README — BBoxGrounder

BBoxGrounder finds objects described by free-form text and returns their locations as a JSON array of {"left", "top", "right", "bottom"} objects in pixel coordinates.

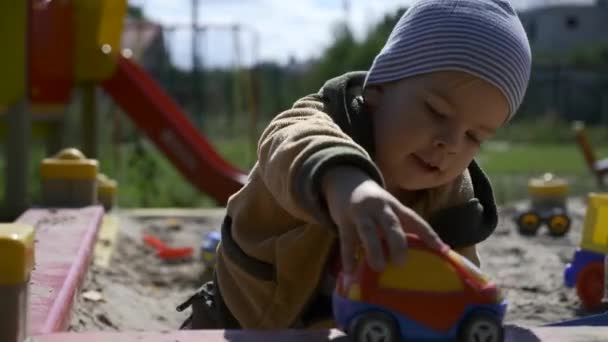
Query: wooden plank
[
  {"left": 534, "top": 327, "right": 608, "bottom": 342},
  {"left": 506, "top": 325, "right": 608, "bottom": 342},
  {"left": 93, "top": 214, "right": 119, "bottom": 268},
  {"left": 30, "top": 329, "right": 345, "bottom": 341},
  {"left": 120, "top": 207, "right": 226, "bottom": 219},
  {"left": 28, "top": 327, "right": 608, "bottom": 342},
  {"left": 18, "top": 206, "right": 104, "bottom": 335}
]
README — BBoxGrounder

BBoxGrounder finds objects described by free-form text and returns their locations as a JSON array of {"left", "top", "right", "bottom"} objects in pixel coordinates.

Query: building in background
[
  {"left": 520, "top": 0, "right": 608, "bottom": 61},
  {"left": 121, "top": 18, "right": 170, "bottom": 81},
  {"left": 516, "top": 1, "right": 608, "bottom": 123}
]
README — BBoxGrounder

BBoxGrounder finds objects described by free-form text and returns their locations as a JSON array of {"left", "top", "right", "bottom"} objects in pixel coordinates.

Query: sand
[{"left": 68, "top": 197, "right": 597, "bottom": 332}]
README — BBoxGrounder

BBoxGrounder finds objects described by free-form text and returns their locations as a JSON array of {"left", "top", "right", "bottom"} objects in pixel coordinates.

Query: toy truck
[
  {"left": 333, "top": 234, "right": 506, "bottom": 341},
  {"left": 515, "top": 173, "right": 571, "bottom": 237},
  {"left": 564, "top": 193, "right": 608, "bottom": 312}
]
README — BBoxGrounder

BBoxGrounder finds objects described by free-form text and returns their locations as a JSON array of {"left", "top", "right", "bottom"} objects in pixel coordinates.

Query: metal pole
[
  {"left": 5, "top": 101, "right": 30, "bottom": 221},
  {"left": 248, "top": 30, "right": 260, "bottom": 158},
  {"left": 3, "top": 0, "right": 31, "bottom": 221},
  {"left": 81, "top": 83, "right": 98, "bottom": 158},
  {"left": 191, "top": 0, "right": 202, "bottom": 128},
  {"left": 231, "top": 25, "right": 241, "bottom": 133},
  {"left": 343, "top": 0, "right": 350, "bottom": 29}
]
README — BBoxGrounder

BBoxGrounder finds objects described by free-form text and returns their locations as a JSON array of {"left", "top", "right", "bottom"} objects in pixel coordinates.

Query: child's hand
[{"left": 322, "top": 166, "right": 445, "bottom": 274}]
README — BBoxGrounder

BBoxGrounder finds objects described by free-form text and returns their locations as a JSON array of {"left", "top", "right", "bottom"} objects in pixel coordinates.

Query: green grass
[
  {"left": 478, "top": 142, "right": 608, "bottom": 174},
  {"left": 94, "top": 137, "right": 256, "bottom": 209},
  {"left": 3, "top": 139, "right": 605, "bottom": 208},
  {"left": 2, "top": 114, "right": 607, "bottom": 208},
  {"left": 478, "top": 142, "right": 607, "bottom": 204}
]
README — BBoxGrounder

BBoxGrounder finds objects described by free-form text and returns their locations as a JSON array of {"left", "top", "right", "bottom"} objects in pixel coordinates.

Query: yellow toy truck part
[{"left": 580, "top": 193, "right": 608, "bottom": 254}]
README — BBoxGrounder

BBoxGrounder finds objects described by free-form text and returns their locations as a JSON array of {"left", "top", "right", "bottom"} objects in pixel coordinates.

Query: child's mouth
[{"left": 411, "top": 154, "right": 440, "bottom": 173}]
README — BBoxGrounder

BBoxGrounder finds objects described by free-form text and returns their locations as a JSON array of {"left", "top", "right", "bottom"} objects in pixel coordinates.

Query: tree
[{"left": 127, "top": 5, "right": 144, "bottom": 19}]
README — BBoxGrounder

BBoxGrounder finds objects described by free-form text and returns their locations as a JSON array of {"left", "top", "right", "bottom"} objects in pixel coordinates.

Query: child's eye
[
  {"left": 425, "top": 102, "right": 446, "bottom": 120},
  {"left": 467, "top": 132, "right": 482, "bottom": 145}
]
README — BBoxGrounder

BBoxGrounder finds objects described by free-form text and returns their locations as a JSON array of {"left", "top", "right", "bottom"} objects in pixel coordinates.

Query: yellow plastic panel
[
  {"left": 98, "top": 0, "right": 127, "bottom": 56},
  {"left": 0, "top": 0, "right": 26, "bottom": 108},
  {"left": 0, "top": 224, "right": 35, "bottom": 285},
  {"left": 74, "top": 0, "right": 127, "bottom": 82},
  {"left": 378, "top": 250, "right": 463, "bottom": 292},
  {"left": 594, "top": 209, "right": 608, "bottom": 247},
  {"left": 581, "top": 193, "right": 608, "bottom": 254}
]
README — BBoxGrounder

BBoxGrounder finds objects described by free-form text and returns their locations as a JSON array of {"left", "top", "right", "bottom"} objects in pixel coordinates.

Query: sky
[{"left": 128, "top": 0, "right": 595, "bottom": 69}]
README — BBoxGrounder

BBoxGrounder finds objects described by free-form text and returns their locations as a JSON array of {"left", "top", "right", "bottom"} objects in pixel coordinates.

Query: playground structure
[
  {"left": 0, "top": 0, "right": 253, "bottom": 340},
  {"left": 2, "top": 1, "right": 608, "bottom": 341},
  {"left": 573, "top": 121, "right": 608, "bottom": 188},
  {"left": 0, "top": 0, "right": 249, "bottom": 221},
  {"left": 514, "top": 173, "right": 571, "bottom": 237}
]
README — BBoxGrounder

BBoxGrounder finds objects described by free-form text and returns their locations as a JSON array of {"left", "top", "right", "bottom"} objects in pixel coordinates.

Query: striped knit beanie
[{"left": 364, "top": 0, "right": 531, "bottom": 119}]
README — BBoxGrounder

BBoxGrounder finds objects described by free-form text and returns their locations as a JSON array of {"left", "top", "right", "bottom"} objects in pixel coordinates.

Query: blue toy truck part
[
  {"left": 200, "top": 229, "right": 221, "bottom": 266},
  {"left": 333, "top": 293, "right": 507, "bottom": 341},
  {"left": 544, "top": 311, "right": 608, "bottom": 327},
  {"left": 564, "top": 248, "right": 604, "bottom": 288},
  {"left": 202, "top": 229, "right": 221, "bottom": 250}
]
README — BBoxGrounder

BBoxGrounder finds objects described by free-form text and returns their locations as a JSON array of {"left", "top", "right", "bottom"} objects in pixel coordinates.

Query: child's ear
[{"left": 362, "top": 86, "right": 383, "bottom": 113}]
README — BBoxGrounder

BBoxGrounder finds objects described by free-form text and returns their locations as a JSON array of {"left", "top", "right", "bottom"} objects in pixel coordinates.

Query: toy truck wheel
[
  {"left": 576, "top": 262, "right": 605, "bottom": 312},
  {"left": 351, "top": 311, "right": 399, "bottom": 342},
  {"left": 516, "top": 211, "right": 541, "bottom": 236},
  {"left": 458, "top": 312, "right": 504, "bottom": 342},
  {"left": 547, "top": 214, "right": 571, "bottom": 237}
]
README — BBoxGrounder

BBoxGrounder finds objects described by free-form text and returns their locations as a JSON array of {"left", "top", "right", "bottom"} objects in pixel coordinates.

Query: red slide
[{"left": 101, "top": 56, "right": 248, "bottom": 205}]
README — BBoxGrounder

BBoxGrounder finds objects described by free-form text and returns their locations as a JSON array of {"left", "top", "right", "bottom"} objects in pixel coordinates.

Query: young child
[{"left": 178, "top": 0, "right": 531, "bottom": 330}]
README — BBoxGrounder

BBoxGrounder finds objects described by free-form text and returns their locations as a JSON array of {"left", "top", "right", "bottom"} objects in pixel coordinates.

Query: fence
[{"left": 520, "top": 65, "right": 608, "bottom": 124}]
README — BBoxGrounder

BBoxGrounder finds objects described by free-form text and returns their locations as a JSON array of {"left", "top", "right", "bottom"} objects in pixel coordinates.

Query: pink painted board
[{"left": 18, "top": 206, "right": 104, "bottom": 335}]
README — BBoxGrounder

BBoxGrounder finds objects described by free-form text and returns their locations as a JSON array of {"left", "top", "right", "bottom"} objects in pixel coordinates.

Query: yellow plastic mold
[
  {"left": 40, "top": 148, "right": 99, "bottom": 180},
  {"left": 0, "top": 224, "right": 35, "bottom": 285},
  {"left": 0, "top": 0, "right": 26, "bottom": 108},
  {"left": 74, "top": 0, "right": 127, "bottom": 82},
  {"left": 580, "top": 192, "right": 608, "bottom": 254},
  {"left": 527, "top": 173, "right": 569, "bottom": 198}
]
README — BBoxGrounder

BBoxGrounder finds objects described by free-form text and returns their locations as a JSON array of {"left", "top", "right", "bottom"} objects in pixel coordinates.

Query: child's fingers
[
  {"left": 393, "top": 202, "right": 445, "bottom": 251},
  {"left": 377, "top": 207, "right": 407, "bottom": 265},
  {"left": 339, "top": 228, "right": 358, "bottom": 274},
  {"left": 355, "top": 216, "right": 385, "bottom": 272}
]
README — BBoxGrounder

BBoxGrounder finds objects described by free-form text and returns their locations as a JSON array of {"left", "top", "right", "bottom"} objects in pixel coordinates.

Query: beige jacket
[{"left": 214, "top": 72, "right": 498, "bottom": 329}]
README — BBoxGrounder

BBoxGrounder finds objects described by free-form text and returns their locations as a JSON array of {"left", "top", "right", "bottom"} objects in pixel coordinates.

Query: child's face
[{"left": 366, "top": 70, "right": 509, "bottom": 192}]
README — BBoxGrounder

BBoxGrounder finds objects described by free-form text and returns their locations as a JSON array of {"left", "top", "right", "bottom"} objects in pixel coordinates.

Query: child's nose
[{"left": 433, "top": 133, "right": 460, "bottom": 154}]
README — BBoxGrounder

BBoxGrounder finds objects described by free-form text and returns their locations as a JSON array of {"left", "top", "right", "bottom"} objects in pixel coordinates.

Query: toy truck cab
[
  {"left": 564, "top": 193, "right": 608, "bottom": 311},
  {"left": 333, "top": 234, "right": 507, "bottom": 342}
]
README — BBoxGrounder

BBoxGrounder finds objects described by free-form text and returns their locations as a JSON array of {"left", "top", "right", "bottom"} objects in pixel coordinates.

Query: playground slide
[{"left": 101, "top": 56, "right": 248, "bottom": 205}]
